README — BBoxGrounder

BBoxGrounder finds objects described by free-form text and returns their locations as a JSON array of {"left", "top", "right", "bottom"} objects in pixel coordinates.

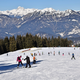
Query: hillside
[
  {"left": 0, "top": 47, "right": 80, "bottom": 80},
  {"left": 0, "top": 7, "right": 80, "bottom": 40}
]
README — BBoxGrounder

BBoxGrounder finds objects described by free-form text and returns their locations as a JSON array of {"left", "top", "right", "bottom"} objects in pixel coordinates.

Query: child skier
[
  {"left": 58, "top": 51, "right": 60, "bottom": 55},
  {"left": 48, "top": 52, "right": 50, "bottom": 56},
  {"left": 62, "top": 53, "right": 64, "bottom": 56},
  {"left": 33, "top": 56, "right": 36, "bottom": 64},
  {"left": 17, "top": 55, "right": 24, "bottom": 68},
  {"left": 68, "top": 52, "right": 70, "bottom": 55},
  {"left": 53, "top": 51, "right": 55, "bottom": 56},
  {"left": 31, "top": 53, "right": 33, "bottom": 57},
  {"left": 71, "top": 53, "right": 76, "bottom": 60},
  {"left": 24, "top": 56, "right": 31, "bottom": 68}
]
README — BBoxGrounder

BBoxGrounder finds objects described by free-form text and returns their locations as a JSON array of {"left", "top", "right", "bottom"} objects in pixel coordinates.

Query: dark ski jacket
[{"left": 24, "top": 56, "right": 30, "bottom": 64}]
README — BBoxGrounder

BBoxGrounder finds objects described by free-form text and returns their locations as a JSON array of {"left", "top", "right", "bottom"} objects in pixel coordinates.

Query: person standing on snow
[
  {"left": 68, "top": 52, "right": 70, "bottom": 55},
  {"left": 24, "top": 56, "right": 31, "bottom": 68},
  {"left": 31, "top": 53, "right": 33, "bottom": 57},
  {"left": 48, "top": 52, "right": 50, "bottom": 56},
  {"left": 53, "top": 51, "right": 55, "bottom": 56},
  {"left": 62, "top": 53, "right": 64, "bottom": 56},
  {"left": 71, "top": 53, "right": 76, "bottom": 60},
  {"left": 58, "top": 51, "right": 60, "bottom": 55},
  {"left": 17, "top": 55, "right": 24, "bottom": 68},
  {"left": 7, "top": 53, "right": 8, "bottom": 56},
  {"left": 33, "top": 56, "right": 36, "bottom": 64}
]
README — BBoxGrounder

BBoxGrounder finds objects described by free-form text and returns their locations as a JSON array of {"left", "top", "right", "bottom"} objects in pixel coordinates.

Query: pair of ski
[{"left": 17, "top": 66, "right": 31, "bottom": 68}]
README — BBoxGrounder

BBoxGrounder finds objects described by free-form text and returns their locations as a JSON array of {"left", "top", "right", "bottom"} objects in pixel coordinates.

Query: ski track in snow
[{"left": 0, "top": 47, "right": 80, "bottom": 80}]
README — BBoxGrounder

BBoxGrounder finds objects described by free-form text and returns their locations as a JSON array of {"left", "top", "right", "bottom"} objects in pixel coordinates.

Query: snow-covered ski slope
[{"left": 0, "top": 47, "right": 80, "bottom": 80}]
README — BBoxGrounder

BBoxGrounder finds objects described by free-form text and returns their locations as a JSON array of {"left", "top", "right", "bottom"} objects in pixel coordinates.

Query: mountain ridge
[
  {"left": 0, "top": 6, "right": 80, "bottom": 44},
  {"left": 0, "top": 6, "right": 78, "bottom": 18}
]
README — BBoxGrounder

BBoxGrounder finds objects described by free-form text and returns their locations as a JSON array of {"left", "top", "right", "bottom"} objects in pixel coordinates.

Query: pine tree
[
  {"left": 41, "top": 37, "right": 47, "bottom": 47},
  {"left": 57, "top": 36, "right": 61, "bottom": 47},
  {"left": 51, "top": 36, "right": 54, "bottom": 47},
  {"left": 22, "top": 36, "right": 26, "bottom": 48},
  {"left": 34, "top": 35, "right": 42, "bottom": 47},
  {"left": 0, "top": 39, "right": 5, "bottom": 54},
  {"left": 16, "top": 35, "right": 22, "bottom": 49},
  {"left": 0, "top": 33, "right": 73, "bottom": 54},
  {"left": 54, "top": 38, "right": 58, "bottom": 47},
  {"left": 9, "top": 36, "right": 17, "bottom": 51},
  {"left": 4, "top": 37, "right": 9, "bottom": 52}
]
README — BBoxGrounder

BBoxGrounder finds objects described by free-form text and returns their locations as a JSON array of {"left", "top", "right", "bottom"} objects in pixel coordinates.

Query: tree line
[{"left": 0, "top": 33, "right": 73, "bottom": 55}]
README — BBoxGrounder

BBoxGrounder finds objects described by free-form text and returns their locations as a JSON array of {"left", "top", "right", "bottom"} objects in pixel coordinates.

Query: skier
[
  {"left": 68, "top": 52, "right": 70, "bottom": 55},
  {"left": 62, "top": 53, "right": 64, "bottom": 56},
  {"left": 31, "top": 53, "right": 33, "bottom": 57},
  {"left": 7, "top": 53, "right": 8, "bottom": 56},
  {"left": 39, "top": 53, "right": 41, "bottom": 56},
  {"left": 33, "top": 56, "right": 36, "bottom": 64},
  {"left": 71, "top": 53, "right": 76, "bottom": 60},
  {"left": 48, "top": 52, "right": 50, "bottom": 56},
  {"left": 53, "top": 51, "right": 55, "bottom": 56},
  {"left": 58, "top": 51, "right": 60, "bottom": 55},
  {"left": 17, "top": 55, "right": 24, "bottom": 68},
  {"left": 24, "top": 56, "right": 31, "bottom": 68},
  {"left": 34, "top": 53, "right": 37, "bottom": 56},
  {"left": 34, "top": 53, "right": 36, "bottom": 56}
]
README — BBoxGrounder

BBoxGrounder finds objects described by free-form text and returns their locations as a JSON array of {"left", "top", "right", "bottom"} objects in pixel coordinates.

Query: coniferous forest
[{"left": 0, "top": 33, "right": 73, "bottom": 55}]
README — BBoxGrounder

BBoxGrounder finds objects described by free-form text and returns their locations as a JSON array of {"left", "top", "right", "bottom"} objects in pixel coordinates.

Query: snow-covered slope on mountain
[
  {"left": 0, "top": 6, "right": 39, "bottom": 17},
  {"left": 0, "top": 6, "right": 80, "bottom": 43},
  {"left": 0, "top": 6, "right": 76, "bottom": 18}
]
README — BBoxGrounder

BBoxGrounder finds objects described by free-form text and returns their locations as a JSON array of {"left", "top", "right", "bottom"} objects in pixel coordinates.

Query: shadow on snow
[{"left": 0, "top": 60, "right": 43, "bottom": 74}]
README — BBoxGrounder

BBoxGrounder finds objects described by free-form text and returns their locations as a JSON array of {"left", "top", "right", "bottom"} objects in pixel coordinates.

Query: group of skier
[
  {"left": 48, "top": 51, "right": 76, "bottom": 60},
  {"left": 17, "top": 54, "right": 36, "bottom": 68},
  {"left": 17, "top": 50, "right": 76, "bottom": 68}
]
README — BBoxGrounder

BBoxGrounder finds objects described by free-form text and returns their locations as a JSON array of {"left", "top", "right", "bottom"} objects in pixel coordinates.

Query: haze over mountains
[{"left": 0, "top": 6, "right": 80, "bottom": 43}]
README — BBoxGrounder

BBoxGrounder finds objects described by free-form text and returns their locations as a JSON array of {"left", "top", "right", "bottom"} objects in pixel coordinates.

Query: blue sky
[{"left": 0, "top": 0, "right": 80, "bottom": 11}]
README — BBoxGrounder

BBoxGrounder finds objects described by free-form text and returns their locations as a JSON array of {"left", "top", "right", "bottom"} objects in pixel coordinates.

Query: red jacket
[{"left": 17, "top": 56, "right": 22, "bottom": 62}]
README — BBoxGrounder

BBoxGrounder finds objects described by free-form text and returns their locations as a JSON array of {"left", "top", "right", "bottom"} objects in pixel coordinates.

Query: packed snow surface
[{"left": 0, "top": 47, "right": 80, "bottom": 80}]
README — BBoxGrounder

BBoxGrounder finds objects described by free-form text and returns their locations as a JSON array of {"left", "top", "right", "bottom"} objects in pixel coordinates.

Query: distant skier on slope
[
  {"left": 68, "top": 52, "right": 70, "bottom": 55},
  {"left": 17, "top": 55, "right": 24, "bottom": 68},
  {"left": 53, "top": 51, "right": 55, "bottom": 56},
  {"left": 7, "top": 53, "right": 8, "bottom": 56},
  {"left": 62, "top": 53, "right": 64, "bottom": 56},
  {"left": 24, "top": 56, "right": 31, "bottom": 68},
  {"left": 31, "top": 53, "right": 33, "bottom": 57},
  {"left": 71, "top": 53, "right": 76, "bottom": 60},
  {"left": 58, "top": 51, "right": 60, "bottom": 55},
  {"left": 48, "top": 52, "right": 50, "bottom": 56}
]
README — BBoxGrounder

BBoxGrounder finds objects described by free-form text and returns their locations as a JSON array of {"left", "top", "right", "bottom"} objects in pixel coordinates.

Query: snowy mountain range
[
  {"left": 0, "top": 6, "right": 75, "bottom": 18},
  {"left": 0, "top": 6, "right": 80, "bottom": 42}
]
